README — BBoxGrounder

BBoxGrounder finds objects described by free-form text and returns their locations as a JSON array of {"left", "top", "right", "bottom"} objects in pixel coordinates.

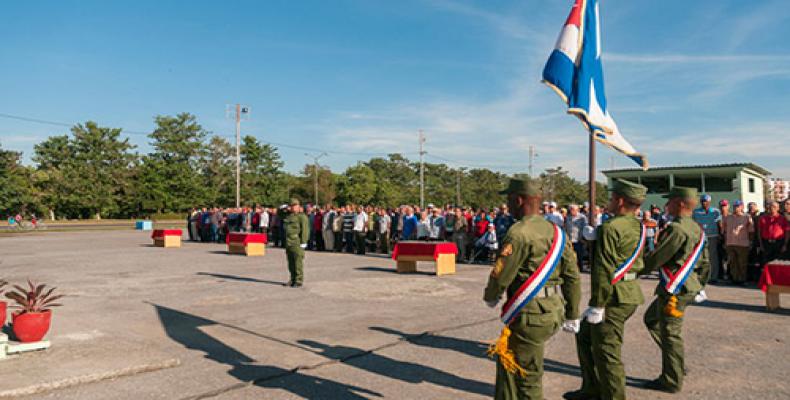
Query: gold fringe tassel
[
  {"left": 663, "top": 295, "right": 684, "bottom": 318},
  {"left": 487, "top": 326, "right": 527, "bottom": 378}
]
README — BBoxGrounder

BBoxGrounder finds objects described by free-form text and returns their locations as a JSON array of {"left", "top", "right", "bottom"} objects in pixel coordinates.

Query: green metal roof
[{"left": 603, "top": 163, "right": 770, "bottom": 177}]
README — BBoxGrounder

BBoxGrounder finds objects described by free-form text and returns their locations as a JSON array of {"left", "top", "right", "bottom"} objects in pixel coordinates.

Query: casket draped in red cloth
[
  {"left": 226, "top": 232, "right": 268, "bottom": 245},
  {"left": 392, "top": 241, "right": 458, "bottom": 261},
  {"left": 151, "top": 229, "right": 182, "bottom": 239},
  {"left": 758, "top": 261, "right": 790, "bottom": 292}
]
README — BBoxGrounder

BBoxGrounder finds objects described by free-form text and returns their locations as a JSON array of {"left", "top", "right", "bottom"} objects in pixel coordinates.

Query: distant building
[
  {"left": 767, "top": 178, "right": 789, "bottom": 202},
  {"left": 603, "top": 163, "right": 770, "bottom": 211}
]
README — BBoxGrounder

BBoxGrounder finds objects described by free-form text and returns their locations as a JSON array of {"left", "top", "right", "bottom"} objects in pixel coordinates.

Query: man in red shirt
[{"left": 759, "top": 201, "right": 789, "bottom": 266}]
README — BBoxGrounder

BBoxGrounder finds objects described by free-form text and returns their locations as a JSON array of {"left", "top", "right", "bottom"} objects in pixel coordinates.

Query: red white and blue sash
[
  {"left": 660, "top": 231, "right": 706, "bottom": 295},
  {"left": 500, "top": 224, "right": 566, "bottom": 325},
  {"left": 610, "top": 223, "right": 646, "bottom": 285}
]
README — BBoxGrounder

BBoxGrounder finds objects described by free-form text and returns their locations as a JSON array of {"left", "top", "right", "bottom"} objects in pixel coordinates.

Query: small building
[{"left": 603, "top": 163, "right": 770, "bottom": 210}]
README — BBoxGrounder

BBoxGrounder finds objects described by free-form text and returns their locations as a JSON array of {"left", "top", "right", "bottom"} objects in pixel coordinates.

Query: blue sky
[{"left": 1, "top": 0, "right": 789, "bottom": 179}]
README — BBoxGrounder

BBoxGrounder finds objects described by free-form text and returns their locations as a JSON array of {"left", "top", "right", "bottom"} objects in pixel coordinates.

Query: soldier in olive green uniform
[
  {"left": 564, "top": 179, "right": 648, "bottom": 400},
  {"left": 640, "top": 186, "right": 709, "bottom": 393},
  {"left": 284, "top": 199, "right": 310, "bottom": 287},
  {"left": 484, "top": 178, "right": 582, "bottom": 400}
]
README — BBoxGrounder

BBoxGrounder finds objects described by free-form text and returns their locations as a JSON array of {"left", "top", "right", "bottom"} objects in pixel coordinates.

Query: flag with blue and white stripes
[{"left": 542, "top": 0, "right": 648, "bottom": 169}]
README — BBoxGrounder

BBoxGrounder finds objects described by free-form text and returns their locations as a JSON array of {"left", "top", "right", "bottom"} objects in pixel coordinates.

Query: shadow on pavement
[
  {"left": 693, "top": 299, "right": 790, "bottom": 315},
  {"left": 153, "top": 304, "right": 381, "bottom": 399},
  {"left": 369, "top": 326, "right": 652, "bottom": 388},
  {"left": 297, "top": 339, "right": 494, "bottom": 397},
  {"left": 196, "top": 272, "right": 286, "bottom": 287},
  {"left": 369, "top": 326, "right": 488, "bottom": 359},
  {"left": 355, "top": 266, "right": 435, "bottom": 276}
]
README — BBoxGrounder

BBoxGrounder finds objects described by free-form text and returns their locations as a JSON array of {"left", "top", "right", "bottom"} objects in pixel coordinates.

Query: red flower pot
[
  {"left": 12, "top": 310, "right": 52, "bottom": 343},
  {"left": 0, "top": 301, "right": 6, "bottom": 327}
]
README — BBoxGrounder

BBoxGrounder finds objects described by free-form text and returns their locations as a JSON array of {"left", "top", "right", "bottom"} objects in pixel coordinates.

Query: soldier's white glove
[
  {"left": 562, "top": 319, "right": 581, "bottom": 334},
  {"left": 582, "top": 307, "right": 605, "bottom": 324},
  {"left": 300, "top": 244, "right": 307, "bottom": 249},
  {"left": 694, "top": 289, "right": 707, "bottom": 303},
  {"left": 582, "top": 225, "right": 597, "bottom": 241},
  {"left": 485, "top": 298, "right": 500, "bottom": 308}
]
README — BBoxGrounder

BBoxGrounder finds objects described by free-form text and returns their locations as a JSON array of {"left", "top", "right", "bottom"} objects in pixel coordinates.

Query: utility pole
[
  {"left": 528, "top": 145, "right": 538, "bottom": 177},
  {"left": 419, "top": 130, "right": 426, "bottom": 209},
  {"left": 456, "top": 168, "right": 465, "bottom": 206},
  {"left": 227, "top": 104, "right": 250, "bottom": 208},
  {"left": 235, "top": 105, "right": 241, "bottom": 208},
  {"left": 305, "top": 152, "right": 328, "bottom": 206}
]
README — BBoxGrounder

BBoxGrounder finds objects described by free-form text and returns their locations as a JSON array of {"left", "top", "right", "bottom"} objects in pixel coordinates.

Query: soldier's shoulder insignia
[
  {"left": 491, "top": 256, "right": 505, "bottom": 278},
  {"left": 501, "top": 243, "right": 513, "bottom": 257}
]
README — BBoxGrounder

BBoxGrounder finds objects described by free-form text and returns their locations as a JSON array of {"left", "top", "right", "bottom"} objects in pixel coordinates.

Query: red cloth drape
[
  {"left": 151, "top": 229, "right": 182, "bottom": 239},
  {"left": 759, "top": 261, "right": 790, "bottom": 292},
  {"left": 226, "top": 232, "right": 268, "bottom": 245},
  {"left": 392, "top": 241, "right": 458, "bottom": 261}
]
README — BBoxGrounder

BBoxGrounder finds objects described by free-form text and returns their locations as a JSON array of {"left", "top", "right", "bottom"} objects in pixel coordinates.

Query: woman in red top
[
  {"left": 313, "top": 208, "right": 324, "bottom": 250},
  {"left": 759, "top": 201, "right": 789, "bottom": 266},
  {"left": 474, "top": 210, "right": 490, "bottom": 238}
]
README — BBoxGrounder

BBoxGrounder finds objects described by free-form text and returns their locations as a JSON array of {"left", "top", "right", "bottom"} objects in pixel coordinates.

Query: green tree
[
  {"left": 136, "top": 113, "right": 207, "bottom": 212},
  {"left": 32, "top": 135, "right": 72, "bottom": 216},
  {"left": 422, "top": 162, "right": 457, "bottom": 207},
  {"left": 540, "top": 166, "right": 586, "bottom": 206},
  {"left": 292, "top": 163, "right": 335, "bottom": 206},
  {"left": 203, "top": 135, "right": 235, "bottom": 207},
  {"left": 337, "top": 163, "right": 376, "bottom": 205},
  {"left": 365, "top": 154, "right": 418, "bottom": 206},
  {"left": 461, "top": 168, "right": 508, "bottom": 208},
  {"left": 240, "top": 136, "right": 288, "bottom": 206},
  {"left": 0, "top": 144, "right": 38, "bottom": 216},
  {"left": 32, "top": 123, "right": 136, "bottom": 218}
]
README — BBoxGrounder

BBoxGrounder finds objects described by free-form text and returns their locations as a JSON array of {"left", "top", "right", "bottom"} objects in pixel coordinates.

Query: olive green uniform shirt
[
  {"left": 284, "top": 212, "right": 310, "bottom": 249},
  {"left": 484, "top": 215, "right": 581, "bottom": 320},
  {"left": 642, "top": 216, "right": 709, "bottom": 295},
  {"left": 589, "top": 215, "right": 645, "bottom": 308}
]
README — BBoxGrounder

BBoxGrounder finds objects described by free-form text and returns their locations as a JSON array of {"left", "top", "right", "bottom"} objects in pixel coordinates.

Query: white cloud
[
  {"left": 606, "top": 53, "right": 790, "bottom": 64},
  {"left": 317, "top": 1, "right": 789, "bottom": 181}
]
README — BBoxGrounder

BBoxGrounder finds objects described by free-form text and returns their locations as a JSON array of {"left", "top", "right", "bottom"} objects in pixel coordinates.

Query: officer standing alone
[
  {"left": 284, "top": 199, "right": 309, "bottom": 287},
  {"left": 484, "top": 178, "right": 581, "bottom": 400},
  {"left": 640, "top": 186, "right": 709, "bottom": 394},
  {"left": 564, "top": 179, "right": 649, "bottom": 400}
]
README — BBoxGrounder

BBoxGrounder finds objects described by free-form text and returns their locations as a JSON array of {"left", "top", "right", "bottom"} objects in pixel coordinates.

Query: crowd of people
[
  {"left": 185, "top": 196, "right": 790, "bottom": 286},
  {"left": 186, "top": 203, "right": 520, "bottom": 263}
]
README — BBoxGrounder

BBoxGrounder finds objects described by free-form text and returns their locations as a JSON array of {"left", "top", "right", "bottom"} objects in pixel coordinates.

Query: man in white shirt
[
  {"left": 377, "top": 209, "right": 391, "bottom": 253},
  {"left": 545, "top": 201, "right": 565, "bottom": 225},
  {"left": 353, "top": 206, "right": 368, "bottom": 255},
  {"left": 259, "top": 208, "right": 270, "bottom": 235}
]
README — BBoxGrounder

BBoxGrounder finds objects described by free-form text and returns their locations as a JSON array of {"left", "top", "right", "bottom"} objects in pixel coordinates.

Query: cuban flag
[{"left": 542, "top": 0, "right": 648, "bottom": 169}]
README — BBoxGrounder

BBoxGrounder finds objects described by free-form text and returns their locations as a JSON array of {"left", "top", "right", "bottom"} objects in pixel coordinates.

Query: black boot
[{"left": 562, "top": 390, "right": 599, "bottom": 400}]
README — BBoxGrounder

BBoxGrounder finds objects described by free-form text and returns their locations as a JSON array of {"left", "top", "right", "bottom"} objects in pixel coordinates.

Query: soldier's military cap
[
  {"left": 499, "top": 177, "right": 540, "bottom": 196},
  {"left": 663, "top": 186, "right": 698, "bottom": 199},
  {"left": 611, "top": 178, "right": 647, "bottom": 202},
  {"left": 289, "top": 198, "right": 301, "bottom": 206}
]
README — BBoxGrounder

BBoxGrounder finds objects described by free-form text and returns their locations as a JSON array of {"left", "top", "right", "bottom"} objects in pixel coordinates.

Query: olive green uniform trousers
[
  {"left": 643, "top": 293, "right": 694, "bottom": 392},
  {"left": 576, "top": 303, "right": 638, "bottom": 400},
  {"left": 286, "top": 246, "right": 304, "bottom": 285},
  {"left": 495, "top": 301, "right": 563, "bottom": 400}
]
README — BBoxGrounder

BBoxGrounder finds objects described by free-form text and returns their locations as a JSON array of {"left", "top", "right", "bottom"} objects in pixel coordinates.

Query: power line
[
  {"left": 0, "top": 112, "right": 151, "bottom": 135},
  {"left": 0, "top": 111, "right": 522, "bottom": 173}
]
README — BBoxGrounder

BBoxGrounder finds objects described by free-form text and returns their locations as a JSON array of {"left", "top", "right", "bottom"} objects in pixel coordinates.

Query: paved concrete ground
[{"left": 0, "top": 230, "right": 788, "bottom": 399}]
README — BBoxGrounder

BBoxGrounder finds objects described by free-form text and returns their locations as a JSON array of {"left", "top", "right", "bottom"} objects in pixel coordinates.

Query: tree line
[{"left": 0, "top": 112, "right": 607, "bottom": 219}]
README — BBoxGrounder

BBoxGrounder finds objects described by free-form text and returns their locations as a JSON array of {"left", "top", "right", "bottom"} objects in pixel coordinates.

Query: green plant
[
  {"left": 4, "top": 280, "right": 63, "bottom": 313},
  {"left": 0, "top": 279, "right": 7, "bottom": 296}
]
